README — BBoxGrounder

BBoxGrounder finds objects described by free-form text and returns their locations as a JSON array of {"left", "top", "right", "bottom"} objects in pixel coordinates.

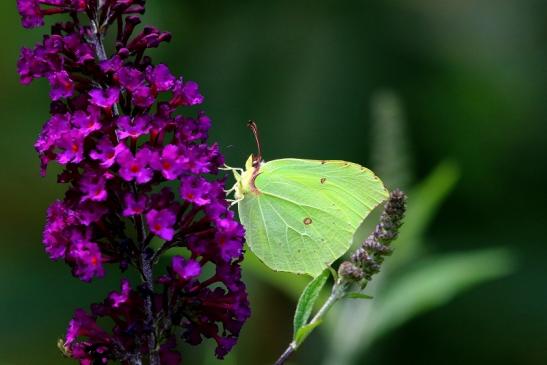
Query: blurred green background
[{"left": 2, "top": 1, "right": 546, "bottom": 364}]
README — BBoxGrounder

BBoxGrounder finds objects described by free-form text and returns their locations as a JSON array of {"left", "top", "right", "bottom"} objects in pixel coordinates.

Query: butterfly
[{"left": 226, "top": 122, "right": 388, "bottom": 277}]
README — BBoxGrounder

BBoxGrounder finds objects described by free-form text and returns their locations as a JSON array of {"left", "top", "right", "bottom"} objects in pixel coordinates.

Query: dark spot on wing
[
  {"left": 321, "top": 160, "right": 326, "bottom": 164},
  {"left": 320, "top": 177, "right": 326, "bottom": 184},
  {"left": 303, "top": 217, "right": 313, "bottom": 225}
]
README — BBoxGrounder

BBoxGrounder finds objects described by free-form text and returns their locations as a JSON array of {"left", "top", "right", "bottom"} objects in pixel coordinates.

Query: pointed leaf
[
  {"left": 295, "top": 320, "right": 323, "bottom": 347},
  {"left": 373, "top": 248, "right": 516, "bottom": 340},
  {"left": 293, "top": 269, "right": 330, "bottom": 340}
]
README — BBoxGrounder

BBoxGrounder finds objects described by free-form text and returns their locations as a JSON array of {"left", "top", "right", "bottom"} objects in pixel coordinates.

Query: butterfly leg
[
  {"left": 228, "top": 197, "right": 243, "bottom": 208},
  {"left": 224, "top": 182, "right": 238, "bottom": 195},
  {"left": 220, "top": 165, "right": 244, "bottom": 174}
]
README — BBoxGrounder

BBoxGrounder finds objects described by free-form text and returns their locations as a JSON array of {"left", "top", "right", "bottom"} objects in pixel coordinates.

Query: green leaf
[
  {"left": 327, "top": 265, "right": 339, "bottom": 282},
  {"left": 372, "top": 248, "right": 516, "bottom": 340},
  {"left": 295, "top": 320, "right": 323, "bottom": 346},
  {"left": 322, "top": 248, "right": 516, "bottom": 365},
  {"left": 345, "top": 292, "right": 373, "bottom": 300},
  {"left": 293, "top": 269, "right": 330, "bottom": 340}
]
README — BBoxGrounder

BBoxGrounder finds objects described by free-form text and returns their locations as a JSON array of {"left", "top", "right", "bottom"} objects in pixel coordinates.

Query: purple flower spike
[
  {"left": 146, "top": 208, "right": 176, "bottom": 240},
  {"left": 89, "top": 87, "right": 120, "bottom": 109},
  {"left": 18, "top": 1, "right": 250, "bottom": 362}
]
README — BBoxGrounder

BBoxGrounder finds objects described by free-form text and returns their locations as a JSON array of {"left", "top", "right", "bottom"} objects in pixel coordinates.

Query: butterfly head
[{"left": 234, "top": 154, "right": 262, "bottom": 200}]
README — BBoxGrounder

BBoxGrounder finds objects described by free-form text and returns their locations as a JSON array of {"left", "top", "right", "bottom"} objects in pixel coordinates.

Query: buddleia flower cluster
[{"left": 16, "top": 1, "right": 250, "bottom": 363}]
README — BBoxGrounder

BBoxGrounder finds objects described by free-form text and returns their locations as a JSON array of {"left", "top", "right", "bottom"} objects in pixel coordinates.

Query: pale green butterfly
[{"left": 227, "top": 122, "right": 388, "bottom": 278}]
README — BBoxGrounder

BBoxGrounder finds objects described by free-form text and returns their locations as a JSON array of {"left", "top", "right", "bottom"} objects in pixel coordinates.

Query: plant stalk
[
  {"left": 273, "top": 281, "right": 348, "bottom": 365},
  {"left": 90, "top": 17, "right": 159, "bottom": 365}
]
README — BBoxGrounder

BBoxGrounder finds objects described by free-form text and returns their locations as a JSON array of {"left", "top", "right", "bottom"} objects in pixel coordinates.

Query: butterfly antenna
[{"left": 247, "top": 120, "right": 263, "bottom": 166}]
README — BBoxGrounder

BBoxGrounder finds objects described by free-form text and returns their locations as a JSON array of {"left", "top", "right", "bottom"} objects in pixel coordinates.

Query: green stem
[{"left": 273, "top": 280, "right": 349, "bottom": 365}]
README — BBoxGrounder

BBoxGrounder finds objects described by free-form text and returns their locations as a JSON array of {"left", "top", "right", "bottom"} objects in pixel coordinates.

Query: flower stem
[
  {"left": 273, "top": 345, "right": 295, "bottom": 365},
  {"left": 90, "top": 15, "right": 159, "bottom": 365},
  {"left": 141, "top": 249, "right": 159, "bottom": 365},
  {"left": 273, "top": 281, "right": 347, "bottom": 365}
]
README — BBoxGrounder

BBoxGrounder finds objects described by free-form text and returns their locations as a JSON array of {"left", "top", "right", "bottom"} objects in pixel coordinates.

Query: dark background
[{"left": 1, "top": 1, "right": 546, "bottom": 364}]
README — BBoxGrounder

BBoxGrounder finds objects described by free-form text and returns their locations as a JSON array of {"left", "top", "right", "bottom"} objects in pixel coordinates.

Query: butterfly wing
[{"left": 237, "top": 158, "right": 388, "bottom": 277}]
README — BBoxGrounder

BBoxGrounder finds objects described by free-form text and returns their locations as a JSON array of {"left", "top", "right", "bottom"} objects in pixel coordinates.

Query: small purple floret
[
  {"left": 172, "top": 256, "right": 201, "bottom": 281},
  {"left": 146, "top": 208, "right": 177, "bottom": 240},
  {"left": 89, "top": 87, "right": 120, "bottom": 109}
]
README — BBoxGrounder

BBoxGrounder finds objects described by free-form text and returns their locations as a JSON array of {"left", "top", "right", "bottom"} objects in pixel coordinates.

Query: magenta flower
[
  {"left": 170, "top": 79, "right": 204, "bottom": 107},
  {"left": 151, "top": 144, "right": 183, "bottom": 180},
  {"left": 117, "top": 147, "right": 154, "bottom": 184},
  {"left": 89, "top": 87, "right": 120, "bottom": 109},
  {"left": 132, "top": 85, "right": 156, "bottom": 108},
  {"left": 16, "top": 0, "right": 43, "bottom": 28},
  {"left": 68, "top": 240, "right": 105, "bottom": 282},
  {"left": 65, "top": 309, "right": 110, "bottom": 347},
  {"left": 79, "top": 171, "right": 109, "bottom": 202},
  {"left": 172, "top": 256, "right": 202, "bottom": 281},
  {"left": 146, "top": 208, "right": 177, "bottom": 240},
  {"left": 116, "top": 115, "right": 152, "bottom": 140},
  {"left": 89, "top": 138, "right": 123, "bottom": 168},
  {"left": 115, "top": 66, "right": 144, "bottom": 92},
  {"left": 180, "top": 175, "right": 212, "bottom": 206},
  {"left": 47, "top": 71, "right": 74, "bottom": 101},
  {"left": 77, "top": 201, "right": 108, "bottom": 226},
  {"left": 72, "top": 108, "right": 102, "bottom": 136},
  {"left": 56, "top": 131, "right": 85, "bottom": 165},
  {"left": 146, "top": 64, "right": 176, "bottom": 92},
  {"left": 108, "top": 279, "right": 131, "bottom": 308},
  {"left": 43, "top": 201, "right": 76, "bottom": 260},
  {"left": 122, "top": 193, "right": 148, "bottom": 217},
  {"left": 35, "top": 113, "right": 71, "bottom": 154}
]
